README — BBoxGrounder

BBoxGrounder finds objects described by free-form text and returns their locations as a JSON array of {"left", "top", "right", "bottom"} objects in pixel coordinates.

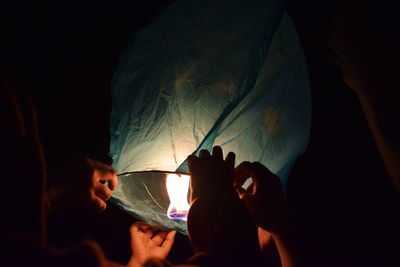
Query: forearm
[
  {"left": 187, "top": 194, "right": 265, "bottom": 266},
  {"left": 271, "top": 231, "right": 296, "bottom": 267},
  {"left": 356, "top": 88, "right": 400, "bottom": 193},
  {"left": 258, "top": 227, "right": 272, "bottom": 251},
  {"left": 266, "top": 206, "right": 298, "bottom": 267}
]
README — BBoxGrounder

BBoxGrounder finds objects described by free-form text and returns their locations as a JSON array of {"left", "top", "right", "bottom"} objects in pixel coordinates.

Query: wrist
[
  {"left": 188, "top": 193, "right": 253, "bottom": 249},
  {"left": 263, "top": 204, "right": 292, "bottom": 235},
  {"left": 127, "top": 258, "right": 141, "bottom": 267}
]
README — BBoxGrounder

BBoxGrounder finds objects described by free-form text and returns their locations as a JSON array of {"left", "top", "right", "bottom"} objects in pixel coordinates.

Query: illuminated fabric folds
[{"left": 109, "top": 0, "right": 311, "bottom": 233}]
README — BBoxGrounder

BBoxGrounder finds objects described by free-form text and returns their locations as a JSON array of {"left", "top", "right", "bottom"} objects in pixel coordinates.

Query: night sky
[{"left": 1, "top": 0, "right": 399, "bottom": 266}]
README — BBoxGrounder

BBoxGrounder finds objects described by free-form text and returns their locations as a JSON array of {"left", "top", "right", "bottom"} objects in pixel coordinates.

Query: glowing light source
[
  {"left": 109, "top": 1, "right": 311, "bottom": 233},
  {"left": 166, "top": 173, "right": 190, "bottom": 221}
]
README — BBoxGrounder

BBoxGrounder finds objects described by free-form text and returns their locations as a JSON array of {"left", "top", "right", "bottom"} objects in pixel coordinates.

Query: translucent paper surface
[
  {"left": 111, "top": 172, "right": 188, "bottom": 232},
  {"left": 110, "top": 0, "right": 311, "bottom": 233}
]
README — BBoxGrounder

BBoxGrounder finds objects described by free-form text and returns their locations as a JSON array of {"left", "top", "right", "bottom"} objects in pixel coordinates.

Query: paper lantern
[{"left": 109, "top": 0, "right": 311, "bottom": 233}]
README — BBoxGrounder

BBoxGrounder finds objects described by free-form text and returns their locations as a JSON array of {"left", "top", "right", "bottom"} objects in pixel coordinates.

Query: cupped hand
[
  {"left": 85, "top": 158, "right": 118, "bottom": 212},
  {"left": 327, "top": 16, "right": 371, "bottom": 95},
  {"left": 128, "top": 222, "right": 176, "bottom": 267},
  {"left": 47, "top": 157, "right": 118, "bottom": 214},
  {"left": 234, "top": 161, "right": 286, "bottom": 233}
]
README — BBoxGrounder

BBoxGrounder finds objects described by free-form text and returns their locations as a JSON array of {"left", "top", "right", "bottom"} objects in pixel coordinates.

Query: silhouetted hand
[
  {"left": 327, "top": 16, "right": 371, "bottom": 96},
  {"left": 128, "top": 221, "right": 176, "bottom": 267},
  {"left": 187, "top": 146, "right": 236, "bottom": 201},
  {"left": 235, "top": 161, "right": 286, "bottom": 233},
  {"left": 186, "top": 147, "right": 264, "bottom": 266},
  {"left": 47, "top": 157, "right": 118, "bottom": 214}
]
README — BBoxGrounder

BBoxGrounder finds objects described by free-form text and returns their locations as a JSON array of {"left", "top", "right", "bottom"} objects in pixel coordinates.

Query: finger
[
  {"left": 212, "top": 146, "right": 223, "bottom": 161},
  {"left": 187, "top": 155, "right": 200, "bottom": 179},
  {"left": 96, "top": 167, "right": 117, "bottom": 182},
  {"left": 161, "top": 230, "right": 176, "bottom": 252},
  {"left": 251, "top": 162, "right": 282, "bottom": 195},
  {"left": 236, "top": 182, "right": 255, "bottom": 198},
  {"left": 326, "top": 18, "right": 344, "bottom": 45},
  {"left": 234, "top": 161, "right": 253, "bottom": 187},
  {"left": 235, "top": 185, "right": 247, "bottom": 197},
  {"left": 327, "top": 40, "right": 345, "bottom": 64},
  {"left": 97, "top": 167, "right": 117, "bottom": 177},
  {"left": 89, "top": 194, "right": 107, "bottom": 213},
  {"left": 252, "top": 162, "right": 278, "bottom": 183},
  {"left": 104, "top": 173, "right": 118, "bottom": 191},
  {"left": 199, "top": 149, "right": 210, "bottom": 158},
  {"left": 187, "top": 154, "right": 198, "bottom": 168},
  {"left": 130, "top": 222, "right": 154, "bottom": 240},
  {"left": 132, "top": 221, "right": 152, "bottom": 232},
  {"left": 225, "top": 151, "right": 236, "bottom": 169},
  {"left": 87, "top": 158, "right": 115, "bottom": 172},
  {"left": 94, "top": 183, "right": 113, "bottom": 201},
  {"left": 145, "top": 229, "right": 154, "bottom": 239},
  {"left": 152, "top": 231, "right": 168, "bottom": 246},
  {"left": 130, "top": 222, "right": 140, "bottom": 235},
  {"left": 141, "top": 227, "right": 154, "bottom": 239}
]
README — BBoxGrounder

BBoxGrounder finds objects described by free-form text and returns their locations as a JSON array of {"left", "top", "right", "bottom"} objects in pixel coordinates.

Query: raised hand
[
  {"left": 187, "top": 146, "right": 236, "bottom": 201},
  {"left": 234, "top": 161, "right": 286, "bottom": 233},
  {"left": 47, "top": 157, "right": 118, "bottom": 214}
]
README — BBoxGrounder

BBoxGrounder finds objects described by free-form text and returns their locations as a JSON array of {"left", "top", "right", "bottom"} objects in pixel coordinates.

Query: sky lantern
[{"left": 109, "top": 0, "right": 311, "bottom": 233}]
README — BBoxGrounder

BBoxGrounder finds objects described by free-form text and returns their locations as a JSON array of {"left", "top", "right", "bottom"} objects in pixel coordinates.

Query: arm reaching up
[{"left": 235, "top": 161, "right": 297, "bottom": 267}]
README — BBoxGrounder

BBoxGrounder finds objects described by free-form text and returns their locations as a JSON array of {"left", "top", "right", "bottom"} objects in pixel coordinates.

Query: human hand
[
  {"left": 187, "top": 146, "right": 236, "bottom": 201},
  {"left": 128, "top": 222, "right": 176, "bottom": 267},
  {"left": 234, "top": 161, "right": 286, "bottom": 233},
  {"left": 327, "top": 16, "right": 372, "bottom": 96},
  {"left": 187, "top": 147, "right": 264, "bottom": 264},
  {"left": 47, "top": 157, "right": 118, "bottom": 214}
]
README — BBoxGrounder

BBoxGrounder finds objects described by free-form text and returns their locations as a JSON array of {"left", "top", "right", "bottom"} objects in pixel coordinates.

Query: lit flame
[{"left": 166, "top": 173, "right": 190, "bottom": 221}]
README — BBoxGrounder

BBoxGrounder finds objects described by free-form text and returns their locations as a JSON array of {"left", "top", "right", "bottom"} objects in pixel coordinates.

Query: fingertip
[
  {"left": 92, "top": 199, "right": 106, "bottom": 214},
  {"left": 252, "top": 162, "right": 274, "bottom": 175},
  {"left": 226, "top": 151, "right": 236, "bottom": 166},
  {"left": 187, "top": 154, "right": 196, "bottom": 164},
  {"left": 212, "top": 146, "right": 223, "bottom": 160},
  {"left": 131, "top": 221, "right": 144, "bottom": 230},
  {"left": 130, "top": 223, "right": 138, "bottom": 233},
  {"left": 169, "top": 230, "right": 177, "bottom": 238},
  {"left": 236, "top": 161, "right": 252, "bottom": 171},
  {"left": 100, "top": 198, "right": 107, "bottom": 210},
  {"left": 199, "top": 149, "right": 210, "bottom": 158},
  {"left": 235, "top": 161, "right": 252, "bottom": 183},
  {"left": 234, "top": 186, "right": 246, "bottom": 198},
  {"left": 95, "top": 183, "right": 113, "bottom": 201},
  {"left": 108, "top": 174, "right": 118, "bottom": 190}
]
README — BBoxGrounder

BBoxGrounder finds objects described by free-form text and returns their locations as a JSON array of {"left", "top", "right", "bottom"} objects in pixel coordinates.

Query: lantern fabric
[{"left": 109, "top": 0, "right": 311, "bottom": 233}]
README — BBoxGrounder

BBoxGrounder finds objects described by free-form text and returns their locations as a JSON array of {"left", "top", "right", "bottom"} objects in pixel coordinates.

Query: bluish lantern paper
[{"left": 109, "top": 0, "right": 311, "bottom": 234}]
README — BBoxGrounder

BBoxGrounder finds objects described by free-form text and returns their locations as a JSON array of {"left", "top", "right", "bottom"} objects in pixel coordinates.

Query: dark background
[{"left": 1, "top": 0, "right": 399, "bottom": 266}]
